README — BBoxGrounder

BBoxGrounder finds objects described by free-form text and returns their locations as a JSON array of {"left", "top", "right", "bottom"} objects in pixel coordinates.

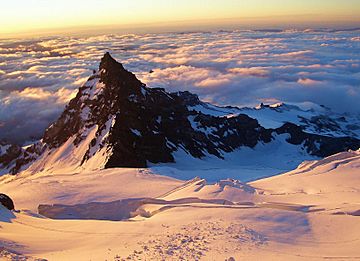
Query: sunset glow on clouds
[{"left": 0, "top": 29, "right": 360, "bottom": 143}]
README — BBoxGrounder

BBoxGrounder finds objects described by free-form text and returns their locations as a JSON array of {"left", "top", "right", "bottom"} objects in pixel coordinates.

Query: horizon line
[{"left": 2, "top": 14, "right": 360, "bottom": 39}]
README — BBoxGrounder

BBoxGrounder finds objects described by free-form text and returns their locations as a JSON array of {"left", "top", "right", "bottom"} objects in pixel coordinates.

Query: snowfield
[{"left": 0, "top": 150, "right": 359, "bottom": 260}]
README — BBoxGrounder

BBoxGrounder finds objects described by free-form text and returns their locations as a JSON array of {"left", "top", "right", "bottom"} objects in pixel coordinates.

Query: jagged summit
[
  {"left": 99, "top": 52, "right": 127, "bottom": 74},
  {"left": 0, "top": 53, "right": 359, "bottom": 175},
  {"left": 100, "top": 52, "right": 119, "bottom": 68},
  {"left": 99, "top": 52, "right": 143, "bottom": 96}
]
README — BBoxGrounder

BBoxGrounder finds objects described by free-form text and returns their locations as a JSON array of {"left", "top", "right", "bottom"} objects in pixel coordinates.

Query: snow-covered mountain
[{"left": 0, "top": 52, "right": 359, "bottom": 176}]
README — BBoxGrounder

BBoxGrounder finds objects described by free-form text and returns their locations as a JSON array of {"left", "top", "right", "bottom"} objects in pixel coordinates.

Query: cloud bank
[{"left": 0, "top": 29, "right": 359, "bottom": 143}]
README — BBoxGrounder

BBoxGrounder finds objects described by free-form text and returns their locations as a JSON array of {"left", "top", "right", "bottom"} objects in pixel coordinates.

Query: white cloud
[
  {"left": 228, "top": 67, "right": 269, "bottom": 77},
  {"left": 297, "top": 78, "right": 323, "bottom": 85},
  {"left": 0, "top": 29, "right": 359, "bottom": 143}
]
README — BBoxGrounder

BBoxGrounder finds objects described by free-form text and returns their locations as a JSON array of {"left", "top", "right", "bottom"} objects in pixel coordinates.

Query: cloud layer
[{"left": 0, "top": 29, "right": 359, "bottom": 143}]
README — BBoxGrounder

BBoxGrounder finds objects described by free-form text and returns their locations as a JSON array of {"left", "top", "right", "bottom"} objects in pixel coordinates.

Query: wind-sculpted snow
[
  {"left": 1, "top": 29, "right": 360, "bottom": 143},
  {"left": 1, "top": 150, "right": 359, "bottom": 260},
  {"left": 252, "top": 149, "right": 360, "bottom": 200}
]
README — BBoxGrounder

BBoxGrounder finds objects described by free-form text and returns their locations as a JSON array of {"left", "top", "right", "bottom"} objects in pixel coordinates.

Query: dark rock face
[
  {"left": 0, "top": 194, "right": 15, "bottom": 210},
  {"left": 0, "top": 52, "right": 359, "bottom": 174},
  {"left": 276, "top": 123, "right": 360, "bottom": 157},
  {"left": 0, "top": 143, "right": 22, "bottom": 167},
  {"left": 1, "top": 142, "right": 43, "bottom": 175}
]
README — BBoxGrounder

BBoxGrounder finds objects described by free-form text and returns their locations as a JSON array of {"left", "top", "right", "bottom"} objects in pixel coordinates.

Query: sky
[{"left": 1, "top": 0, "right": 360, "bottom": 37}]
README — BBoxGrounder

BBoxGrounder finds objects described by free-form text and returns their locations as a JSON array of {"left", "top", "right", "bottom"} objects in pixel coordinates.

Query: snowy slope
[
  {"left": 151, "top": 133, "right": 316, "bottom": 182},
  {"left": 1, "top": 150, "right": 360, "bottom": 260},
  {"left": 251, "top": 149, "right": 360, "bottom": 209},
  {"left": 0, "top": 168, "right": 183, "bottom": 212}
]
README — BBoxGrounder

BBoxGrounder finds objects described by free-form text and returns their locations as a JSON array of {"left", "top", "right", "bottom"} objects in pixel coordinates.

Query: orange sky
[{"left": 1, "top": 0, "right": 360, "bottom": 37}]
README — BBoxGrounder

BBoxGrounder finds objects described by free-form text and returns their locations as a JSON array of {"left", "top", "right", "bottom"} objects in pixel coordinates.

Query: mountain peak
[
  {"left": 97, "top": 52, "right": 143, "bottom": 97},
  {"left": 99, "top": 52, "right": 124, "bottom": 71},
  {"left": 1, "top": 53, "right": 360, "bottom": 175}
]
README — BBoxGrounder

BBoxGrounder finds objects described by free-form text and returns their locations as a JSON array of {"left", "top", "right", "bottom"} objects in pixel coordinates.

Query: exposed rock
[
  {"left": 0, "top": 143, "right": 22, "bottom": 168},
  {"left": 276, "top": 122, "right": 360, "bottom": 157},
  {"left": 0, "top": 194, "right": 15, "bottom": 210}
]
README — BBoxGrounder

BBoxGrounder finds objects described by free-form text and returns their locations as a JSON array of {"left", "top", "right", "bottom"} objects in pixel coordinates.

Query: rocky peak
[
  {"left": 98, "top": 52, "right": 143, "bottom": 97},
  {"left": 41, "top": 53, "right": 146, "bottom": 149},
  {"left": 99, "top": 52, "right": 123, "bottom": 71}
]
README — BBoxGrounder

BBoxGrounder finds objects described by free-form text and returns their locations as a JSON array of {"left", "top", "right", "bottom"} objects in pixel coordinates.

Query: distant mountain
[
  {"left": 0, "top": 140, "right": 23, "bottom": 175},
  {"left": 1, "top": 52, "right": 359, "bottom": 175}
]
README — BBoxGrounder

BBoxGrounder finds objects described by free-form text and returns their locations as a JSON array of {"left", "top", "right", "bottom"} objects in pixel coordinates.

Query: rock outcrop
[{"left": 0, "top": 194, "right": 15, "bottom": 210}]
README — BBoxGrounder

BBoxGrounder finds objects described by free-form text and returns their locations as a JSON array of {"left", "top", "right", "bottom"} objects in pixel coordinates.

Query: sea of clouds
[{"left": 0, "top": 29, "right": 359, "bottom": 144}]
